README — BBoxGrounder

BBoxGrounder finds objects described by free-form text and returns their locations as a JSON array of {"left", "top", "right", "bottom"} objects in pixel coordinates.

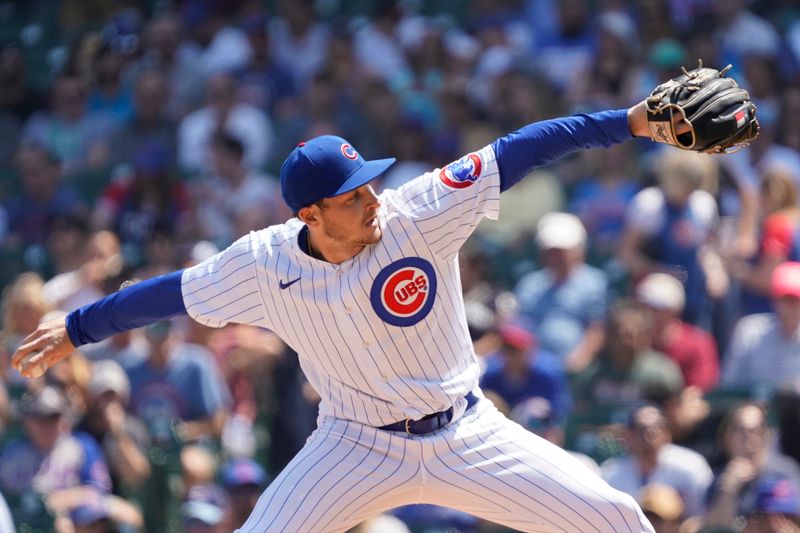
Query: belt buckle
[{"left": 405, "top": 418, "right": 413, "bottom": 435}]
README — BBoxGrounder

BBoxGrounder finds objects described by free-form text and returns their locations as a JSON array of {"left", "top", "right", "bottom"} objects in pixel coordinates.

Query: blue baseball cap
[
  {"left": 220, "top": 458, "right": 268, "bottom": 488},
  {"left": 280, "top": 135, "right": 395, "bottom": 212},
  {"left": 754, "top": 477, "right": 800, "bottom": 516}
]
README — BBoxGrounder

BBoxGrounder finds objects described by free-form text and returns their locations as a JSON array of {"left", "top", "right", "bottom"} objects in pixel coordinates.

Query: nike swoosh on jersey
[{"left": 279, "top": 277, "right": 301, "bottom": 289}]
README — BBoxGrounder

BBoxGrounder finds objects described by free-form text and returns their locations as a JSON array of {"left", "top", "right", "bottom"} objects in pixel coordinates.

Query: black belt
[{"left": 379, "top": 392, "right": 479, "bottom": 435}]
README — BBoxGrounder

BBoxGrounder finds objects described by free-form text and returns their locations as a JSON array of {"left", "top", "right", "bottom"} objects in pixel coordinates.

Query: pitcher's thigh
[
  {"left": 237, "top": 420, "right": 422, "bottom": 533},
  {"left": 423, "top": 409, "right": 654, "bottom": 533}
]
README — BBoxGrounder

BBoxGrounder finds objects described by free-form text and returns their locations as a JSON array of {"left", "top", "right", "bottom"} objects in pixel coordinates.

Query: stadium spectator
[
  {"left": 86, "top": 41, "right": 135, "bottom": 125},
  {"left": 480, "top": 320, "right": 572, "bottom": 427},
  {"left": 741, "top": 477, "right": 800, "bottom": 533},
  {"left": 219, "top": 457, "right": 270, "bottom": 530},
  {"left": 352, "top": 1, "right": 410, "bottom": 84},
  {"left": 109, "top": 69, "right": 177, "bottom": 170},
  {"left": 93, "top": 140, "right": 189, "bottom": 249},
  {"left": 568, "top": 144, "right": 639, "bottom": 265},
  {"left": 730, "top": 169, "right": 800, "bottom": 315},
  {"left": 574, "top": 301, "right": 684, "bottom": 410},
  {"left": 128, "top": 12, "right": 204, "bottom": 119},
  {"left": 43, "top": 230, "right": 121, "bottom": 313},
  {"left": 706, "top": 402, "right": 800, "bottom": 529},
  {"left": 178, "top": 73, "right": 272, "bottom": 174},
  {"left": 236, "top": 13, "right": 297, "bottom": 115},
  {"left": 179, "top": 1, "right": 252, "bottom": 78},
  {"left": 515, "top": 212, "right": 608, "bottom": 373},
  {"left": 181, "top": 483, "right": 232, "bottom": 533},
  {"left": 191, "top": 131, "right": 286, "bottom": 247},
  {"left": 601, "top": 404, "right": 713, "bottom": 518},
  {"left": 0, "top": 386, "right": 112, "bottom": 528},
  {"left": 619, "top": 150, "right": 724, "bottom": 329},
  {"left": 638, "top": 483, "right": 685, "bottom": 533},
  {"left": 4, "top": 145, "right": 85, "bottom": 247},
  {"left": 635, "top": 273, "right": 719, "bottom": 391},
  {"left": 125, "top": 321, "right": 231, "bottom": 445},
  {"left": 269, "top": 0, "right": 331, "bottom": 90},
  {"left": 76, "top": 360, "right": 150, "bottom": 491},
  {"left": 20, "top": 74, "right": 117, "bottom": 175},
  {"left": 722, "top": 262, "right": 800, "bottom": 391}
]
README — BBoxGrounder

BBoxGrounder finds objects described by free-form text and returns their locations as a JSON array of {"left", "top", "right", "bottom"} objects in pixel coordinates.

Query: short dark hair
[{"left": 211, "top": 131, "right": 245, "bottom": 160}]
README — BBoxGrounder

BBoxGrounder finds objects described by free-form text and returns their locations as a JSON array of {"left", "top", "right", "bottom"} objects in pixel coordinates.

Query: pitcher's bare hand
[{"left": 11, "top": 317, "right": 76, "bottom": 378}]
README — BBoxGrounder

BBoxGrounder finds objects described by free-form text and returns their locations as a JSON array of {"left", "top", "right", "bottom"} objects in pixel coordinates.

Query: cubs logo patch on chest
[{"left": 370, "top": 257, "right": 437, "bottom": 327}]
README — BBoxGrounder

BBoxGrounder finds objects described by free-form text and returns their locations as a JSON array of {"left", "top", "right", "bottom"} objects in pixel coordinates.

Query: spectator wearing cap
[
  {"left": 636, "top": 273, "right": 719, "bottom": 391},
  {"left": 4, "top": 144, "right": 85, "bottom": 247},
  {"left": 722, "top": 262, "right": 800, "bottom": 391},
  {"left": 574, "top": 301, "right": 684, "bottom": 411},
  {"left": 192, "top": 131, "right": 287, "bottom": 248},
  {"left": 639, "top": 483, "right": 684, "bottom": 533},
  {"left": 0, "top": 386, "right": 112, "bottom": 528},
  {"left": 178, "top": 73, "right": 272, "bottom": 175},
  {"left": 619, "top": 150, "right": 724, "bottom": 330},
  {"left": 601, "top": 404, "right": 713, "bottom": 519},
  {"left": 706, "top": 402, "right": 800, "bottom": 530},
  {"left": 480, "top": 319, "right": 572, "bottom": 435},
  {"left": 76, "top": 360, "right": 151, "bottom": 491},
  {"left": 182, "top": 483, "right": 232, "bottom": 533},
  {"left": 742, "top": 477, "right": 800, "bottom": 533},
  {"left": 93, "top": 140, "right": 189, "bottom": 248},
  {"left": 514, "top": 212, "right": 609, "bottom": 373},
  {"left": 219, "top": 457, "right": 269, "bottom": 529}
]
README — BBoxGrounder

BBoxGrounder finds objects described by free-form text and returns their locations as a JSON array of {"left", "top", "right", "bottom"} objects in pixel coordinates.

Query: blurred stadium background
[{"left": 1, "top": 0, "right": 800, "bottom": 532}]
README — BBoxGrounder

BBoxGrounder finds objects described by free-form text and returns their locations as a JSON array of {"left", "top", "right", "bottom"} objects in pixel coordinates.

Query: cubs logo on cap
[
  {"left": 440, "top": 153, "right": 482, "bottom": 189},
  {"left": 341, "top": 144, "right": 358, "bottom": 160},
  {"left": 370, "top": 257, "right": 437, "bottom": 327}
]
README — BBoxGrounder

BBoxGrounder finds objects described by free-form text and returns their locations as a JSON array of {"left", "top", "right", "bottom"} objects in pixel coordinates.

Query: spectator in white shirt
[
  {"left": 178, "top": 73, "right": 272, "bottom": 175},
  {"left": 722, "top": 262, "right": 800, "bottom": 391},
  {"left": 191, "top": 131, "right": 288, "bottom": 246},
  {"left": 601, "top": 404, "right": 714, "bottom": 518}
]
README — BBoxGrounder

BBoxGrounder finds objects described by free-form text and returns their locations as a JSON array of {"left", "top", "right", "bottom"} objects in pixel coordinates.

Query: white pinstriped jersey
[{"left": 182, "top": 145, "right": 500, "bottom": 426}]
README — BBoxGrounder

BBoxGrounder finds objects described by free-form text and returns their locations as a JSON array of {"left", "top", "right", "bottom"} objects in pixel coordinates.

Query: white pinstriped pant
[{"left": 236, "top": 396, "right": 655, "bottom": 533}]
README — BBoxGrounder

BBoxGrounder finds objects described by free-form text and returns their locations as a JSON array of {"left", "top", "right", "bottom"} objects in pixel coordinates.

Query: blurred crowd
[{"left": 1, "top": 0, "right": 800, "bottom": 532}]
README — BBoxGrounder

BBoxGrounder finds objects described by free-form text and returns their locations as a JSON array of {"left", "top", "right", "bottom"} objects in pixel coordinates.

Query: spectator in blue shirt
[
  {"left": 0, "top": 386, "right": 111, "bottom": 528},
  {"left": 125, "top": 320, "right": 232, "bottom": 445},
  {"left": 514, "top": 212, "right": 609, "bottom": 373},
  {"left": 480, "top": 320, "right": 572, "bottom": 426}
]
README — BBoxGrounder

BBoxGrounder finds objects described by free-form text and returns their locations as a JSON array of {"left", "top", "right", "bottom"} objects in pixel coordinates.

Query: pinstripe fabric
[
  {"left": 181, "top": 145, "right": 500, "bottom": 427},
  {"left": 236, "top": 396, "right": 654, "bottom": 533},
  {"left": 181, "top": 143, "right": 654, "bottom": 532}
]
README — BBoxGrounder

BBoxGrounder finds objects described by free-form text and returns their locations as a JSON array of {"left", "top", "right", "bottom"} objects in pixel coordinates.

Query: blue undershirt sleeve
[
  {"left": 492, "top": 109, "right": 634, "bottom": 191},
  {"left": 65, "top": 269, "right": 187, "bottom": 347}
]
